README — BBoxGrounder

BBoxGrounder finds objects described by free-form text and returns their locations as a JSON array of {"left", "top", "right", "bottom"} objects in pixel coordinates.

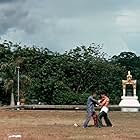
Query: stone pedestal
[
  {"left": 119, "top": 71, "right": 140, "bottom": 112},
  {"left": 119, "top": 96, "right": 140, "bottom": 112}
]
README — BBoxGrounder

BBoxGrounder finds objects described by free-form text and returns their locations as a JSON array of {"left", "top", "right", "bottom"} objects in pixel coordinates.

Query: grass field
[{"left": 0, "top": 110, "right": 139, "bottom": 140}]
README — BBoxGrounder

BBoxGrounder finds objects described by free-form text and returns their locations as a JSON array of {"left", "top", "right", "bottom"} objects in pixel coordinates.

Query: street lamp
[
  {"left": 17, "top": 66, "right": 20, "bottom": 106},
  {"left": 0, "top": 78, "right": 3, "bottom": 106}
]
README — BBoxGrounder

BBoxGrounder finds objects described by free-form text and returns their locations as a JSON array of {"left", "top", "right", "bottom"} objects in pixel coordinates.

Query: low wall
[{"left": 0, "top": 105, "right": 121, "bottom": 111}]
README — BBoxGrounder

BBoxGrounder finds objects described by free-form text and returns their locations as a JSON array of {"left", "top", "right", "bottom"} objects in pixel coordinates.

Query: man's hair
[
  {"left": 100, "top": 90, "right": 107, "bottom": 96},
  {"left": 91, "top": 90, "right": 97, "bottom": 95}
]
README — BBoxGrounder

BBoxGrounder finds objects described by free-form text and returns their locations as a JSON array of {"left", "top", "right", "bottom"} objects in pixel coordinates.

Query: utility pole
[{"left": 17, "top": 66, "right": 20, "bottom": 106}]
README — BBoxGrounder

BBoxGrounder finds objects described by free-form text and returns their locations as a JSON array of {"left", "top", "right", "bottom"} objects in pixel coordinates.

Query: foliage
[{"left": 0, "top": 41, "right": 139, "bottom": 105}]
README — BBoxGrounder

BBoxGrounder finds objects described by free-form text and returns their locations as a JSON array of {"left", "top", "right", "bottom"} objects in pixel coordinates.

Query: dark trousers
[
  {"left": 83, "top": 111, "right": 97, "bottom": 127},
  {"left": 97, "top": 111, "right": 112, "bottom": 128}
]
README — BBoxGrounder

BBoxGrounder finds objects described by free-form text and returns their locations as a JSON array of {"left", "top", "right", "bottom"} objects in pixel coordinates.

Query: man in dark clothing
[{"left": 83, "top": 91, "right": 99, "bottom": 128}]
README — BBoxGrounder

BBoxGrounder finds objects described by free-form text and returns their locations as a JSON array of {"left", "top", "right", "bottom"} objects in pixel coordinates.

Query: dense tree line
[{"left": 0, "top": 41, "right": 140, "bottom": 105}]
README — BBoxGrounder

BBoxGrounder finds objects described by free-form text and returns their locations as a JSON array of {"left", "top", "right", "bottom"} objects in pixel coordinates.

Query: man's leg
[
  {"left": 83, "top": 112, "right": 93, "bottom": 128},
  {"left": 104, "top": 113, "right": 112, "bottom": 127},
  {"left": 92, "top": 112, "right": 98, "bottom": 127},
  {"left": 97, "top": 111, "right": 105, "bottom": 128}
]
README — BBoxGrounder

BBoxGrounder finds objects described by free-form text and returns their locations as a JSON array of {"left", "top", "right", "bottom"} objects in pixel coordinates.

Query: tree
[
  {"left": 0, "top": 41, "right": 31, "bottom": 105},
  {"left": 111, "top": 52, "right": 140, "bottom": 101},
  {"left": 1, "top": 40, "right": 139, "bottom": 105}
]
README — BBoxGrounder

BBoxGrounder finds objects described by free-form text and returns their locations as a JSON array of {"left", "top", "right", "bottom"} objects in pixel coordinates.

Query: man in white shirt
[{"left": 97, "top": 91, "right": 112, "bottom": 128}]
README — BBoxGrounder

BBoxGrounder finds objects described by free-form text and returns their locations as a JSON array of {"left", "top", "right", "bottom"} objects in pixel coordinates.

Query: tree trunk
[{"left": 10, "top": 88, "right": 15, "bottom": 106}]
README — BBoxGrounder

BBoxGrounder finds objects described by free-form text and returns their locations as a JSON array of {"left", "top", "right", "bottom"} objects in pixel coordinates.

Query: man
[
  {"left": 97, "top": 91, "right": 112, "bottom": 128},
  {"left": 83, "top": 91, "right": 99, "bottom": 128}
]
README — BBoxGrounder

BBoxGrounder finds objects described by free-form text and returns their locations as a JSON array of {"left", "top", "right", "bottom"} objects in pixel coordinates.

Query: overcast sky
[{"left": 0, "top": 0, "right": 140, "bottom": 57}]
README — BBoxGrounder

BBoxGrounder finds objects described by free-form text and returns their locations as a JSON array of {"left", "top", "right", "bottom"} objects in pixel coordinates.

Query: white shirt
[{"left": 100, "top": 106, "right": 109, "bottom": 113}]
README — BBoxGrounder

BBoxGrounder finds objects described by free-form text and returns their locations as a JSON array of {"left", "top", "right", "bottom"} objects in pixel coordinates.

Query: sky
[{"left": 0, "top": 0, "right": 140, "bottom": 57}]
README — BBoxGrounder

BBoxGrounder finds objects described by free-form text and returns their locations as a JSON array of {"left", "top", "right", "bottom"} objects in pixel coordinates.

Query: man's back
[{"left": 87, "top": 95, "right": 98, "bottom": 112}]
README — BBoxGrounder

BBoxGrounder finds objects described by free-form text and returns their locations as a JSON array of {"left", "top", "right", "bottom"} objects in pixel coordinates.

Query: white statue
[{"left": 127, "top": 71, "right": 132, "bottom": 82}]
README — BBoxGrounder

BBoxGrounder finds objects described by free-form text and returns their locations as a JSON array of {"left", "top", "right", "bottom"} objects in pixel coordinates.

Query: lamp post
[
  {"left": 17, "top": 66, "right": 20, "bottom": 106},
  {"left": 0, "top": 78, "right": 2, "bottom": 106}
]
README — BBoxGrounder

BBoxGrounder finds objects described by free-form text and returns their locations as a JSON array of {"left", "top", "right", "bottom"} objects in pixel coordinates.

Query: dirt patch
[{"left": 0, "top": 110, "right": 139, "bottom": 140}]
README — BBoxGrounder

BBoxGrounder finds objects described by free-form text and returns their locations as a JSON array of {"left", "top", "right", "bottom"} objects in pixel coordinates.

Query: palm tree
[
  {"left": 1, "top": 56, "right": 30, "bottom": 105},
  {"left": 4, "top": 79, "right": 15, "bottom": 106},
  {"left": 20, "top": 75, "right": 31, "bottom": 104},
  {"left": 0, "top": 62, "right": 15, "bottom": 106}
]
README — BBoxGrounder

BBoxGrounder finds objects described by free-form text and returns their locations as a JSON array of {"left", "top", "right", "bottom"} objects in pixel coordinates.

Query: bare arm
[{"left": 100, "top": 98, "right": 109, "bottom": 107}]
